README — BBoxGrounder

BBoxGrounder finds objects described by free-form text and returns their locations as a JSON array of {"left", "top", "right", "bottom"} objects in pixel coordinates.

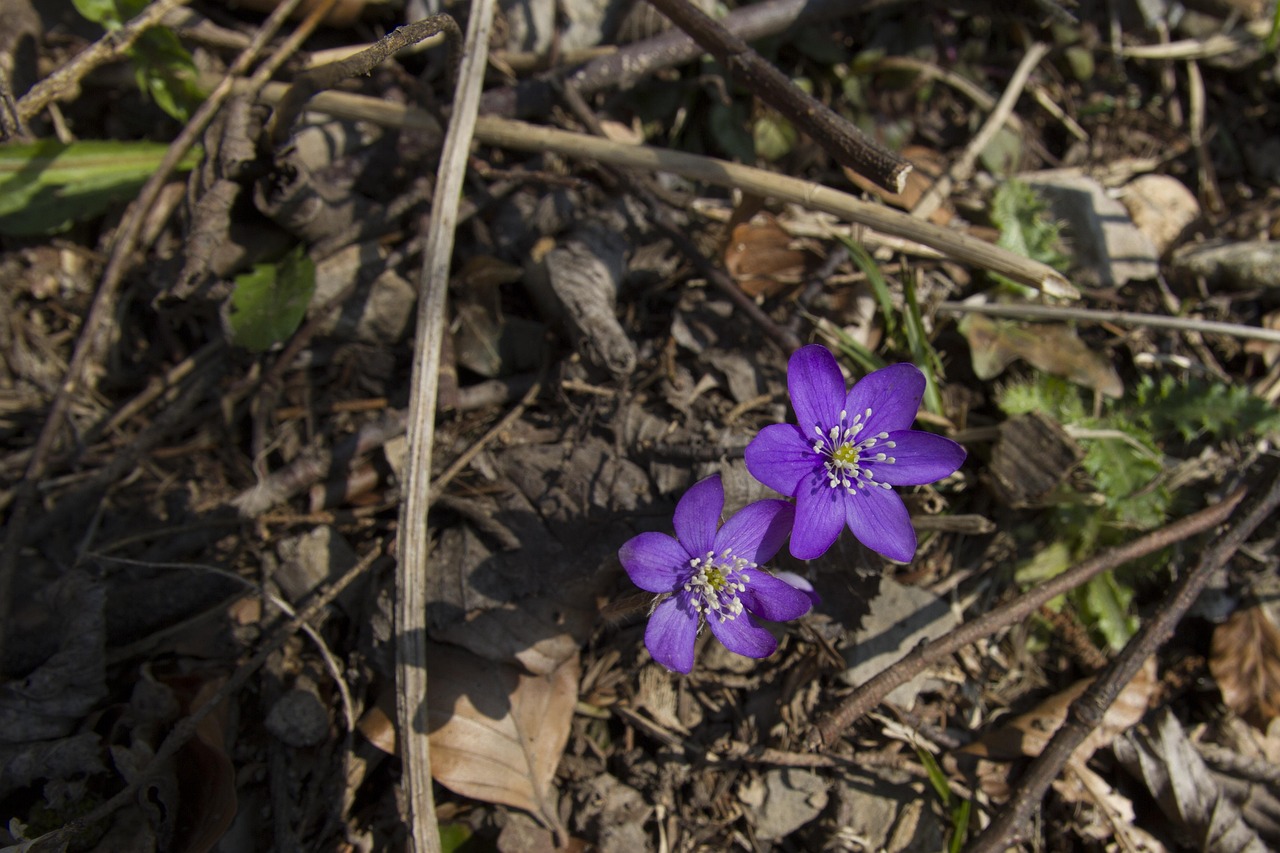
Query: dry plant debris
[{"left": 2, "top": 0, "right": 1279, "bottom": 850}]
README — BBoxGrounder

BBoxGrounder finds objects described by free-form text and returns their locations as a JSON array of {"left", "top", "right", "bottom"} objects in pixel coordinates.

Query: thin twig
[
  {"left": 970, "top": 464, "right": 1280, "bottom": 853},
  {"left": 239, "top": 85, "right": 1081, "bottom": 299},
  {"left": 644, "top": 0, "right": 910, "bottom": 193},
  {"left": 266, "top": 14, "right": 461, "bottom": 147},
  {"left": 396, "top": 2, "right": 494, "bottom": 850},
  {"left": 810, "top": 488, "right": 1245, "bottom": 748},
  {"left": 16, "top": 0, "right": 192, "bottom": 122},
  {"left": 934, "top": 300, "right": 1280, "bottom": 345},
  {"left": 911, "top": 42, "right": 1050, "bottom": 221}
]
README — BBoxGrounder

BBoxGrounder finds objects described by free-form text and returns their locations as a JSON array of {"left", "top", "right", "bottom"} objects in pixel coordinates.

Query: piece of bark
[{"left": 986, "top": 412, "right": 1083, "bottom": 508}]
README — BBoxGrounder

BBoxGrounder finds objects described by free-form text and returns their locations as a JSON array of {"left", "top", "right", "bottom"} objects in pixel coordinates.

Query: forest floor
[{"left": 2, "top": 0, "right": 1280, "bottom": 850}]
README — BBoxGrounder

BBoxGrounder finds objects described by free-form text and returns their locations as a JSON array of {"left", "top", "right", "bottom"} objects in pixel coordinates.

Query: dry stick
[
  {"left": 241, "top": 83, "right": 1080, "bottom": 299},
  {"left": 934, "top": 300, "right": 1280, "bottom": 346},
  {"left": 810, "top": 488, "right": 1246, "bottom": 748},
  {"left": 644, "top": 0, "right": 910, "bottom": 194},
  {"left": 0, "top": 0, "right": 316, "bottom": 669},
  {"left": 472, "top": 117, "right": 1078, "bottom": 299},
  {"left": 970, "top": 467, "right": 1280, "bottom": 853},
  {"left": 266, "top": 14, "right": 461, "bottom": 148},
  {"left": 30, "top": 542, "right": 385, "bottom": 851},
  {"left": 911, "top": 42, "right": 1050, "bottom": 222},
  {"left": 396, "top": 2, "right": 494, "bottom": 850},
  {"left": 16, "top": 0, "right": 192, "bottom": 122}
]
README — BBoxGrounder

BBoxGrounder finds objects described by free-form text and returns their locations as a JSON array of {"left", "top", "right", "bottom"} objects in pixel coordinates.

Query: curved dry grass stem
[{"left": 395, "top": 2, "right": 495, "bottom": 851}]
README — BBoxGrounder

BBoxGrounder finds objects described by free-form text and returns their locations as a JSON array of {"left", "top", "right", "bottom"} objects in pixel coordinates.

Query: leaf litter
[{"left": 2, "top": 0, "right": 1280, "bottom": 850}]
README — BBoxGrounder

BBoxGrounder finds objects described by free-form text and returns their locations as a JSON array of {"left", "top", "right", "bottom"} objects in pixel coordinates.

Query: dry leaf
[
  {"left": 723, "top": 213, "right": 809, "bottom": 298},
  {"left": 1210, "top": 604, "right": 1280, "bottom": 729},
  {"left": 1057, "top": 762, "right": 1168, "bottom": 850},
  {"left": 958, "top": 312, "right": 1124, "bottom": 397},
  {"left": 963, "top": 657, "right": 1157, "bottom": 761},
  {"left": 434, "top": 597, "right": 595, "bottom": 676},
  {"left": 427, "top": 643, "right": 578, "bottom": 834},
  {"left": 1115, "top": 709, "right": 1269, "bottom": 853}
]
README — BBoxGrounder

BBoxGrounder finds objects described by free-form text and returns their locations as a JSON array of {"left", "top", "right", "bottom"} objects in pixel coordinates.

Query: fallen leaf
[
  {"left": 1115, "top": 708, "right": 1269, "bottom": 853},
  {"left": 723, "top": 212, "right": 809, "bottom": 298},
  {"left": 958, "top": 312, "right": 1124, "bottom": 397},
  {"left": 963, "top": 656, "right": 1157, "bottom": 762},
  {"left": 1210, "top": 604, "right": 1280, "bottom": 730},
  {"left": 427, "top": 643, "right": 578, "bottom": 834},
  {"left": 434, "top": 596, "right": 596, "bottom": 676}
]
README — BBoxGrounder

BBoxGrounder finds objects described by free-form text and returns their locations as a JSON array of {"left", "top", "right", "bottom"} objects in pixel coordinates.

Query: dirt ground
[{"left": 2, "top": 0, "right": 1280, "bottom": 850}]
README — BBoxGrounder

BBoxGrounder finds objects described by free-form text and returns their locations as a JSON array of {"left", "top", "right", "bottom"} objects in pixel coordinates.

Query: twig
[
  {"left": 0, "top": 0, "right": 316, "bottom": 669},
  {"left": 29, "top": 542, "right": 386, "bottom": 851},
  {"left": 16, "top": 0, "right": 192, "bottom": 122},
  {"left": 911, "top": 42, "right": 1050, "bottom": 221},
  {"left": 810, "top": 488, "right": 1245, "bottom": 748},
  {"left": 933, "top": 300, "right": 1280, "bottom": 346},
  {"left": 240, "top": 84, "right": 1080, "bottom": 298},
  {"left": 396, "top": 2, "right": 494, "bottom": 851},
  {"left": 969, "top": 464, "right": 1280, "bottom": 853},
  {"left": 643, "top": 0, "right": 910, "bottom": 193},
  {"left": 265, "top": 14, "right": 461, "bottom": 147}
]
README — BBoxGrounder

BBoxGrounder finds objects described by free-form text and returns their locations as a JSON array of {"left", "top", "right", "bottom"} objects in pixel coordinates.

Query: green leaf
[
  {"left": 915, "top": 746, "right": 951, "bottom": 807},
  {"left": 1074, "top": 570, "right": 1139, "bottom": 652},
  {"left": 0, "top": 139, "right": 201, "bottom": 235},
  {"left": 71, "top": 0, "right": 120, "bottom": 26},
  {"left": 132, "top": 28, "right": 205, "bottom": 121},
  {"left": 989, "top": 180, "right": 1069, "bottom": 292},
  {"left": 753, "top": 113, "right": 797, "bottom": 162},
  {"left": 948, "top": 798, "right": 972, "bottom": 853},
  {"left": 438, "top": 823, "right": 473, "bottom": 853},
  {"left": 1133, "top": 374, "right": 1280, "bottom": 442},
  {"left": 228, "top": 245, "right": 317, "bottom": 352},
  {"left": 838, "top": 235, "right": 898, "bottom": 340}
]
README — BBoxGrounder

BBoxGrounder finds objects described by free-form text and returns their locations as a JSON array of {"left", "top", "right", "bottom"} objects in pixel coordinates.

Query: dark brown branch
[
  {"left": 969, "top": 462, "right": 1280, "bottom": 853},
  {"left": 267, "top": 14, "right": 461, "bottom": 147},
  {"left": 810, "top": 487, "right": 1247, "bottom": 748},
  {"left": 643, "top": 0, "right": 910, "bottom": 193}
]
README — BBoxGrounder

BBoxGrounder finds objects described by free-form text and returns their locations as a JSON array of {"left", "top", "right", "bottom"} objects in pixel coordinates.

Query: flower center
[
  {"left": 685, "top": 549, "right": 753, "bottom": 622},
  {"left": 812, "top": 407, "right": 896, "bottom": 494}
]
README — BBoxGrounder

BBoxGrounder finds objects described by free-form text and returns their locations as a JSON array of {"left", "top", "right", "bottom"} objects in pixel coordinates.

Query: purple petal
[
  {"left": 707, "top": 613, "right": 776, "bottom": 659},
  {"left": 790, "top": 473, "right": 847, "bottom": 560},
  {"left": 872, "top": 430, "right": 967, "bottom": 486},
  {"left": 673, "top": 474, "right": 723, "bottom": 557},
  {"left": 745, "top": 424, "right": 820, "bottom": 497},
  {"left": 844, "top": 485, "right": 916, "bottom": 562},
  {"left": 715, "top": 500, "right": 794, "bottom": 564},
  {"left": 740, "top": 571, "right": 815, "bottom": 621},
  {"left": 844, "top": 363, "right": 925, "bottom": 435},
  {"left": 619, "top": 532, "right": 690, "bottom": 593},
  {"left": 645, "top": 594, "right": 700, "bottom": 674},
  {"left": 788, "top": 345, "right": 846, "bottom": 436},
  {"left": 773, "top": 571, "right": 822, "bottom": 608}
]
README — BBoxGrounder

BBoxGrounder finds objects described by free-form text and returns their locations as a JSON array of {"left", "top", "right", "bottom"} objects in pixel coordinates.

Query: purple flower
[
  {"left": 618, "top": 474, "right": 815, "bottom": 673},
  {"left": 745, "top": 345, "right": 966, "bottom": 563}
]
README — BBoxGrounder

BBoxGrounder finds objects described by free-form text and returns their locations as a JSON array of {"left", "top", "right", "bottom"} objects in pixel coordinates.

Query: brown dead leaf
[
  {"left": 427, "top": 643, "right": 578, "bottom": 834},
  {"left": 958, "top": 312, "right": 1124, "bottom": 397},
  {"left": 433, "top": 596, "right": 596, "bottom": 676},
  {"left": 963, "top": 657, "right": 1157, "bottom": 762},
  {"left": 1210, "top": 604, "right": 1280, "bottom": 730},
  {"left": 723, "top": 213, "right": 809, "bottom": 298}
]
